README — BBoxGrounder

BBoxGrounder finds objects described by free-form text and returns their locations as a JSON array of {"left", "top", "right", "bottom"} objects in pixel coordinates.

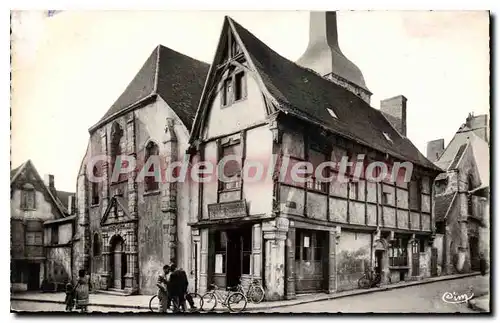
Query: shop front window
[{"left": 389, "top": 238, "right": 408, "bottom": 267}]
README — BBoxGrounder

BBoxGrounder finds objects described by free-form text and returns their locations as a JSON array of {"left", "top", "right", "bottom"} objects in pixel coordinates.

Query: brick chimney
[
  {"left": 68, "top": 195, "right": 76, "bottom": 215},
  {"left": 380, "top": 95, "right": 407, "bottom": 136},
  {"left": 297, "top": 11, "right": 372, "bottom": 104},
  {"left": 426, "top": 139, "right": 445, "bottom": 162},
  {"left": 44, "top": 174, "right": 56, "bottom": 196}
]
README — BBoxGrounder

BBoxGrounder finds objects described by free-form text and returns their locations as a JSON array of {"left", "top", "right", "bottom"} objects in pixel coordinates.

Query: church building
[{"left": 73, "top": 45, "right": 209, "bottom": 295}]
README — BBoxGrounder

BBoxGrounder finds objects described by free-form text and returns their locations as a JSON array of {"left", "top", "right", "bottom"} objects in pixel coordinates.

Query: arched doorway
[{"left": 110, "top": 235, "right": 127, "bottom": 290}]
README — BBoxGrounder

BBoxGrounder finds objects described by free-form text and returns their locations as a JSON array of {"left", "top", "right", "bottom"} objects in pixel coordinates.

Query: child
[
  {"left": 64, "top": 283, "right": 75, "bottom": 312},
  {"left": 74, "top": 269, "right": 90, "bottom": 313}
]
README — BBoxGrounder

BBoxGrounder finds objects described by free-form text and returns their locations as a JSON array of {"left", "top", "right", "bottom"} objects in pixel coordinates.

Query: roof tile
[{"left": 229, "top": 18, "right": 441, "bottom": 172}]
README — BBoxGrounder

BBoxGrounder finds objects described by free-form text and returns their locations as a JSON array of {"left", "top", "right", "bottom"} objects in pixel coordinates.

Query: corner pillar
[
  {"left": 263, "top": 217, "right": 288, "bottom": 301},
  {"left": 327, "top": 227, "right": 339, "bottom": 293},
  {"left": 199, "top": 228, "right": 209, "bottom": 295},
  {"left": 285, "top": 224, "right": 295, "bottom": 300}
]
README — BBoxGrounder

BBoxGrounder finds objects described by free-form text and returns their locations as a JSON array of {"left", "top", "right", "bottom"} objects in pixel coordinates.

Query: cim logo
[{"left": 441, "top": 291, "right": 474, "bottom": 304}]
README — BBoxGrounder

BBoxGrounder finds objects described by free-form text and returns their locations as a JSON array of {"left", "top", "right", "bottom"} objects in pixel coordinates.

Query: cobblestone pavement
[{"left": 253, "top": 275, "right": 487, "bottom": 313}]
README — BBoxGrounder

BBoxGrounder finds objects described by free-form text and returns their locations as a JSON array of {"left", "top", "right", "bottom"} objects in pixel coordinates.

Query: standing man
[
  {"left": 170, "top": 263, "right": 197, "bottom": 312},
  {"left": 157, "top": 265, "right": 170, "bottom": 313}
]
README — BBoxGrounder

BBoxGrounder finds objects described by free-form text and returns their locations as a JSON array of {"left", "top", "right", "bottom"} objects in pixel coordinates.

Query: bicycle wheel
[
  {"left": 149, "top": 295, "right": 159, "bottom": 312},
  {"left": 358, "top": 275, "right": 370, "bottom": 289},
  {"left": 227, "top": 292, "right": 247, "bottom": 313},
  {"left": 187, "top": 292, "right": 204, "bottom": 312},
  {"left": 202, "top": 292, "right": 217, "bottom": 311},
  {"left": 248, "top": 285, "right": 265, "bottom": 303}
]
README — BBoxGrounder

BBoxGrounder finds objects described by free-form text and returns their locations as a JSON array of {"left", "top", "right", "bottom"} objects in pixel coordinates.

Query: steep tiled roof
[
  {"left": 91, "top": 45, "right": 210, "bottom": 131},
  {"left": 434, "top": 192, "right": 457, "bottom": 222},
  {"left": 10, "top": 160, "right": 67, "bottom": 217},
  {"left": 448, "top": 143, "right": 467, "bottom": 170},
  {"left": 55, "top": 190, "right": 74, "bottom": 211},
  {"left": 436, "top": 129, "right": 489, "bottom": 187},
  {"left": 229, "top": 18, "right": 441, "bottom": 172},
  {"left": 10, "top": 162, "right": 26, "bottom": 181}
]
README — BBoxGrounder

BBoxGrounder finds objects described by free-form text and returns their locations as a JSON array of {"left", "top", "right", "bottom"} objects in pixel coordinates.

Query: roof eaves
[
  {"left": 153, "top": 45, "right": 161, "bottom": 94},
  {"left": 88, "top": 93, "right": 157, "bottom": 134},
  {"left": 10, "top": 160, "right": 28, "bottom": 184}
]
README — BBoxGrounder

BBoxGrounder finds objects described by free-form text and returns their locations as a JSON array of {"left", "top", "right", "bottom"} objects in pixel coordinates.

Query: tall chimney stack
[
  {"left": 68, "top": 195, "right": 76, "bottom": 215},
  {"left": 426, "top": 139, "right": 445, "bottom": 162},
  {"left": 44, "top": 174, "right": 56, "bottom": 196},
  {"left": 465, "top": 113, "right": 489, "bottom": 144},
  {"left": 297, "top": 11, "right": 372, "bottom": 104},
  {"left": 380, "top": 95, "right": 407, "bottom": 136}
]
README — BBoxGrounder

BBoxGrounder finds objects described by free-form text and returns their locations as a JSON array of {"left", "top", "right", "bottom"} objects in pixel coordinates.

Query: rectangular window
[
  {"left": 409, "top": 179, "right": 421, "bottom": 210},
  {"left": 419, "top": 238, "right": 425, "bottom": 253},
  {"left": 91, "top": 165, "right": 100, "bottom": 205},
  {"left": 389, "top": 238, "right": 408, "bottom": 267},
  {"left": 222, "top": 78, "right": 232, "bottom": 106},
  {"left": 241, "top": 229, "right": 252, "bottom": 275},
  {"left": 307, "top": 148, "right": 328, "bottom": 193},
  {"left": 302, "top": 234, "right": 311, "bottom": 261},
  {"left": 313, "top": 234, "right": 324, "bottom": 261},
  {"left": 214, "top": 231, "right": 227, "bottom": 274},
  {"left": 234, "top": 72, "right": 245, "bottom": 101},
  {"left": 436, "top": 221, "right": 445, "bottom": 234},
  {"left": 21, "top": 189, "right": 36, "bottom": 210},
  {"left": 222, "top": 71, "right": 246, "bottom": 107},
  {"left": 219, "top": 144, "right": 242, "bottom": 191},
  {"left": 26, "top": 232, "right": 43, "bottom": 246}
]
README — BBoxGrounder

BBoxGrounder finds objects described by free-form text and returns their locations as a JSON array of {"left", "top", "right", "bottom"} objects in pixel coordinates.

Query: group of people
[
  {"left": 63, "top": 263, "right": 196, "bottom": 313},
  {"left": 64, "top": 269, "right": 90, "bottom": 312},
  {"left": 157, "top": 263, "right": 197, "bottom": 313}
]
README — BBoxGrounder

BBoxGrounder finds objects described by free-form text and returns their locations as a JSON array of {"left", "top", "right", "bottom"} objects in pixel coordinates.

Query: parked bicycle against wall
[
  {"left": 358, "top": 267, "right": 381, "bottom": 289},
  {"left": 236, "top": 278, "right": 265, "bottom": 304},
  {"left": 202, "top": 283, "right": 247, "bottom": 313}
]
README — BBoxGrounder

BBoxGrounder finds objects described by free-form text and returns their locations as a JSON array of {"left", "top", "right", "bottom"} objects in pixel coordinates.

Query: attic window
[
  {"left": 327, "top": 108, "right": 338, "bottom": 119},
  {"left": 382, "top": 132, "right": 393, "bottom": 143}
]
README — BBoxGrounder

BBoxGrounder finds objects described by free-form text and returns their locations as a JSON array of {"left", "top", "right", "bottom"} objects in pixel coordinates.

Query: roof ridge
[
  {"left": 152, "top": 44, "right": 161, "bottom": 94},
  {"left": 229, "top": 17, "right": 440, "bottom": 172}
]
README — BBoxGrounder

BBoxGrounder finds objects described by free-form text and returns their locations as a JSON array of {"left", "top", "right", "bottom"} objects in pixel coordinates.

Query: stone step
[{"left": 97, "top": 288, "right": 133, "bottom": 296}]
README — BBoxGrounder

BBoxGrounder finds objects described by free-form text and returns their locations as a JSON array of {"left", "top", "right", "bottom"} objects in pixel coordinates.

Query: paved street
[
  {"left": 11, "top": 301, "right": 150, "bottom": 313},
  {"left": 255, "top": 275, "right": 487, "bottom": 313},
  {"left": 11, "top": 275, "right": 487, "bottom": 313}
]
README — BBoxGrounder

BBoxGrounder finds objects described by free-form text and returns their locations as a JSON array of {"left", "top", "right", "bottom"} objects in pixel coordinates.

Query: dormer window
[
  {"left": 383, "top": 132, "right": 393, "bottom": 143},
  {"left": 327, "top": 108, "right": 338, "bottom": 119}
]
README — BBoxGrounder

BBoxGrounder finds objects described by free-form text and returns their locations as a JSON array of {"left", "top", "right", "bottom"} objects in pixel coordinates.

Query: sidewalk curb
[
  {"left": 11, "top": 272, "right": 480, "bottom": 311},
  {"left": 251, "top": 272, "right": 480, "bottom": 311}
]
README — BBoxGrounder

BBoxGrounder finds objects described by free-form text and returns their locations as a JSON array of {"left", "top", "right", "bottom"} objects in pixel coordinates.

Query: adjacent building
[
  {"left": 186, "top": 13, "right": 443, "bottom": 301},
  {"left": 428, "top": 113, "right": 489, "bottom": 275},
  {"left": 11, "top": 160, "right": 76, "bottom": 292},
  {"left": 73, "top": 45, "right": 209, "bottom": 295}
]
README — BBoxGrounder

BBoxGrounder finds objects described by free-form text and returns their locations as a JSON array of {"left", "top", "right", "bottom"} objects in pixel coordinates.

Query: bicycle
[
  {"left": 149, "top": 292, "right": 204, "bottom": 313},
  {"left": 201, "top": 283, "right": 247, "bottom": 313},
  {"left": 236, "top": 278, "right": 265, "bottom": 303},
  {"left": 357, "top": 268, "right": 381, "bottom": 289}
]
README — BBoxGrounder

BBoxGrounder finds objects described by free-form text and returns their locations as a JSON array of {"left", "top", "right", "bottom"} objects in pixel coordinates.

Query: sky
[{"left": 10, "top": 10, "right": 490, "bottom": 192}]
